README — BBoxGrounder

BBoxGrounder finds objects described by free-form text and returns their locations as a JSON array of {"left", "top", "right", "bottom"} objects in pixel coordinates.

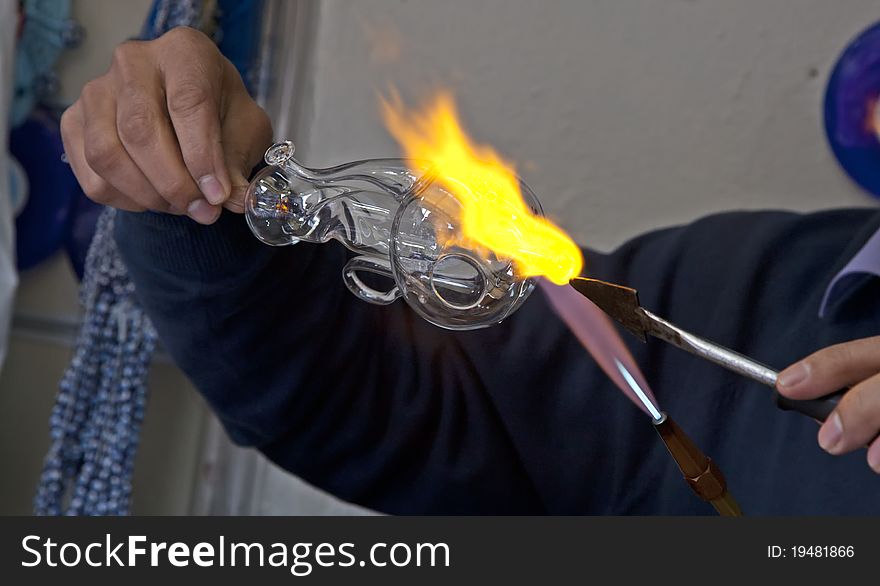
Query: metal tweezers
[{"left": 569, "top": 277, "right": 843, "bottom": 422}]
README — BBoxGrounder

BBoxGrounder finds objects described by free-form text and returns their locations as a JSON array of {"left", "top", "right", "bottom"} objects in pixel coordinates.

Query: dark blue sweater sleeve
[
  {"left": 116, "top": 207, "right": 880, "bottom": 515},
  {"left": 115, "top": 210, "right": 549, "bottom": 513}
]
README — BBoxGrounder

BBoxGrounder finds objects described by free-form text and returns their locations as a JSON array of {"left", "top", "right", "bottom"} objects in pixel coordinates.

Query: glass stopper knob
[{"left": 264, "top": 141, "right": 296, "bottom": 166}]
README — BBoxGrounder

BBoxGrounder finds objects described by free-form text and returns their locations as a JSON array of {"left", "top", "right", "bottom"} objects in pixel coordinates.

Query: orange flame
[{"left": 381, "top": 92, "right": 583, "bottom": 285}]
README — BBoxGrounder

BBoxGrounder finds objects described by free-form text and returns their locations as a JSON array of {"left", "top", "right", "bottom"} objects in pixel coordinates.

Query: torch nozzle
[{"left": 653, "top": 413, "right": 742, "bottom": 517}]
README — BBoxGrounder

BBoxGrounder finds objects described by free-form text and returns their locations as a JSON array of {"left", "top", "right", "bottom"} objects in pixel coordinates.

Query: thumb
[
  {"left": 221, "top": 103, "right": 273, "bottom": 214},
  {"left": 222, "top": 161, "right": 255, "bottom": 214}
]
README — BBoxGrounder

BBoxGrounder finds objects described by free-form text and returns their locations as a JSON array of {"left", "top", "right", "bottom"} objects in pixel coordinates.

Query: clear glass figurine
[{"left": 245, "top": 141, "right": 543, "bottom": 330}]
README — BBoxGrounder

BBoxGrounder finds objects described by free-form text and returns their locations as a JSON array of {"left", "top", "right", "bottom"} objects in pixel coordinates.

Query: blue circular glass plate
[
  {"left": 10, "top": 110, "right": 77, "bottom": 271},
  {"left": 825, "top": 21, "right": 880, "bottom": 199}
]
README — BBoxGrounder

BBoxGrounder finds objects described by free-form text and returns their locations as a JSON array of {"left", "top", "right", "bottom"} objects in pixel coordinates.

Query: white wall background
[{"left": 294, "top": 0, "right": 875, "bottom": 251}]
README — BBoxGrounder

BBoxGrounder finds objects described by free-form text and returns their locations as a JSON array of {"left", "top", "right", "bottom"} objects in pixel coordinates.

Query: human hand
[
  {"left": 60, "top": 26, "right": 273, "bottom": 224},
  {"left": 777, "top": 336, "right": 880, "bottom": 473}
]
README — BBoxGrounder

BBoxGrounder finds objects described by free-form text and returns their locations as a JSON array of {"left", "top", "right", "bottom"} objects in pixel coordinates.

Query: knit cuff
[{"left": 115, "top": 209, "right": 278, "bottom": 279}]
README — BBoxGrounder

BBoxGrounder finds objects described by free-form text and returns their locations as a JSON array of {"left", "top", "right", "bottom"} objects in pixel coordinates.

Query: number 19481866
[{"left": 768, "top": 546, "right": 854, "bottom": 558}]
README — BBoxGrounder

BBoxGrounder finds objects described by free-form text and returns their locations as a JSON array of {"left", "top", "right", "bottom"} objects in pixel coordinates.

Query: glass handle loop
[{"left": 342, "top": 256, "right": 401, "bottom": 305}]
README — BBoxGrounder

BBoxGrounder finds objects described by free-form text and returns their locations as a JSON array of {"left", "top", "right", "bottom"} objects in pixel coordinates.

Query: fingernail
[
  {"left": 818, "top": 412, "right": 843, "bottom": 454},
  {"left": 187, "top": 199, "right": 221, "bottom": 225},
  {"left": 868, "top": 442, "right": 880, "bottom": 473},
  {"left": 777, "top": 362, "right": 810, "bottom": 390},
  {"left": 198, "top": 174, "right": 227, "bottom": 205}
]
